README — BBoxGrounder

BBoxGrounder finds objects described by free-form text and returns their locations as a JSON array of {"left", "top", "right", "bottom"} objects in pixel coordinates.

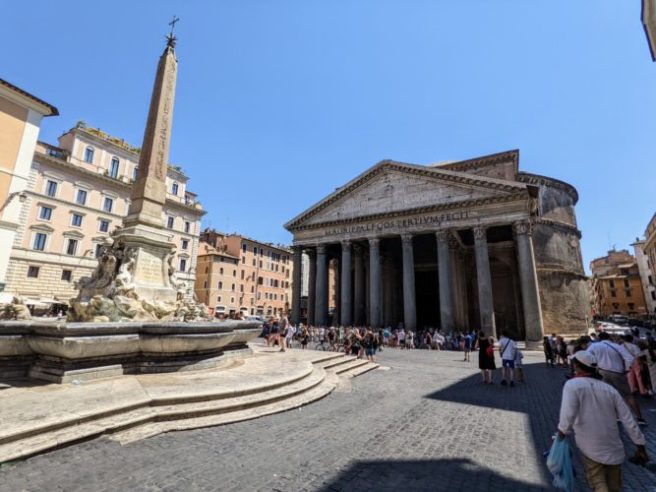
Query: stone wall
[{"left": 518, "top": 172, "right": 589, "bottom": 335}]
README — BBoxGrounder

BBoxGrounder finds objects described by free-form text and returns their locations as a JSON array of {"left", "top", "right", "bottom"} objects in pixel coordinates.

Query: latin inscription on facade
[{"left": 323, "top": 211, "right": 470, "bottom": 237}]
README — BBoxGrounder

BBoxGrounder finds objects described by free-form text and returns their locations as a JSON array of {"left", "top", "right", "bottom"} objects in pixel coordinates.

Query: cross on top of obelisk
[{"left": 166, "top": 15, "right": 179, "bottom": 48}]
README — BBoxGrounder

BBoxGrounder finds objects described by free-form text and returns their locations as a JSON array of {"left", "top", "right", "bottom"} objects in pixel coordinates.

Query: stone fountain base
[{"left": 0, "top": 320, "right": 260, "bottom": 383}]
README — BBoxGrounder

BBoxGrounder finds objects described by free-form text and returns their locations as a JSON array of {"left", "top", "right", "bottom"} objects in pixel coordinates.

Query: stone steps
[{"left": 0, "top": 351, "right": 379, "bottom": 463}]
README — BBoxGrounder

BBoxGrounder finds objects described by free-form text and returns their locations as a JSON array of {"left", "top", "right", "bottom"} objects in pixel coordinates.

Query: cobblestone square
[{"left": 1, "top": 346, "right": 654, "bottom": 491}]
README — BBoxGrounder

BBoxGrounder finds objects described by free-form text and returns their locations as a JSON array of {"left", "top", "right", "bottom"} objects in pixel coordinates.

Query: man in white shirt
[
  {"left": 558, "top": 350, "right": 648, "bottom": 492},
  {"left": 587, "top": 332, "right": 645, "bottom": 425},
  {"left": 498, "top": 331, "right": 517, "bottom": 387}
]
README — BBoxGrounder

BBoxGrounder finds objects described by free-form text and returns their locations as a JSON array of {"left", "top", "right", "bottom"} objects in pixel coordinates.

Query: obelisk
[{"left": 114, "top": 26, "right": 181, "bottom": 303}]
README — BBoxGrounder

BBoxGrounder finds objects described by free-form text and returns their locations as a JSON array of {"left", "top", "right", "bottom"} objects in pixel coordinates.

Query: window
[
  {"left": 651, "top": 291, "right": 656, "bottom": 301},
  {"left": 231, "top": 283, "right": 235, "bottom": 291},
  {"left": 218, "top": 281, "right": 223, "bottom": 289},
  {"left": 109, "top": 157, "right": 120, "bottom": 178},
  {"left": 231, "top": 297, "right": 235, "bottom": 304},
  {"left": 66, "top": 238, "right": 78, "bottom": 256},
  {"left": 610, "top": 290, "right": 617, "bottom": 298},
  {"left": 172, "top": 182, "right": 179, "bottom": 195},
  {"left": 167, "top": 216, "right": 174, "bottom": 229},
  {"left": 39, "top": 206, "right": 52, "bottom": 221},
  {"left": 33, "top": 233, "right": 47, "bottom": 251},
  {"left": 95, "top": 244, "right": 103, "bottom": 258},
  {"left": 625, "top": 289, "right": 632, "bottom": 298},
  {"left": 240, "top": 284, "right": 244, "bottom": 293},
  {"left": 252, "top": 259, "right": 256, "bottom": 266},
  {"left": 71, "top": 213, "right": 83, "bottom": 227},
  {"left": 99, "top": 219, "right": 110, "bottom": 233},
  {"left": 27, "top": 266, "right": 39, "bottom": 278},
  {"left": 220, "top": 268, "right": 224, "bottom": 275},
  {"left": 217, "top": 296, "right": 222, "bottom": 302},
  {"left": 181, "top": 239, "right": 189, "bottom": 250},
  {"left": 623, "top": 278, "right": 630, "bottom": 288},
  {"left": 180, "top": 258, "right": 187, "bottom": 271},
  {"left": 609, "top": 280, "right": 615, "bottom": 289},
  {"left": 242, "top": 256, "right": 245, "bottom": 264},
  {"left": 103, "top": 197, "right": 114, "bottom": 213},
  {"left": 253, "top": 247, "right": 258, "bottom": 255},
  {"left": 241, "top": 270, "right": 245, "bottom": 280},
  {"left": 242, "top": 243, "right": 247, "bottom": 252},
  {"left": 61, "top": 270, "right": 72, "bottom": 282},
  {"left": 132, "top": 167, "right": 138, "bottom": 181},
  {"left": 76, "top": 189, "right": 88, "bottom": 205},
  {"left": 84, "top": 146, "right": 95, "bottom": 163},
  {"left": 628, "top": 303, "right": 635, "bottom": 311},
  {"left": 233, "top": 270, "right": 236, "bottom": 277},
  {"left": 46, "top": 180, "right": 58, "bottom": 197},
  {"left": 184, "top": 221, "right": 191, "bottom": 234}
]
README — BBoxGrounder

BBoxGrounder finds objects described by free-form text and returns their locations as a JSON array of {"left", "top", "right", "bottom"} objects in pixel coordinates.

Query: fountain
[{"left": 0, "top": 29, "right": 260, "bottom": 383}]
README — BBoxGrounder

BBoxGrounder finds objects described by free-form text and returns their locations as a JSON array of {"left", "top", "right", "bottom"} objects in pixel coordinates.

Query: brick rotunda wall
[{"left": 518, "top": 172, "right": 589, "bottom": 335}]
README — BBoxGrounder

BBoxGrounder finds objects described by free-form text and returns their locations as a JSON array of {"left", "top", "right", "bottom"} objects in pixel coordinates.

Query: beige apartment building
[
  {"left": 590, "top": 249, "right": 648, "bottom": 318},
  {"left": 0, "top": 78, "right": 58, "bottom": 296},
  {"left": 195, "top": 229, "right": 292, "bottom": 318},
  {"left": 3, "top": 123, "right": 204, "bottom": 307}
]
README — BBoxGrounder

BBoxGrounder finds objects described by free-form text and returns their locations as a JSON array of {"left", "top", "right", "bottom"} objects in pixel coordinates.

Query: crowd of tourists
[
  {"left": 549, "top": 327, "right": 655, "bottom": 491},
  {"left": 261, "top": 318, "right": 655, "bottom": 490}
]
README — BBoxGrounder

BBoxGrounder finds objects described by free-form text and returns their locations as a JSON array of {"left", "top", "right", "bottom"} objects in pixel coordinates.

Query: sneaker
[
  {"left": 500, "top": 380, "right": 507, "bottom": 386},
  {"left": 510, "top": 381, "right": 515, "bottom": 387}
]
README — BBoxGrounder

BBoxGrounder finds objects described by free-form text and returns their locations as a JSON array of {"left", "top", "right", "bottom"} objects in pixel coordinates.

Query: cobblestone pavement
[{"left": 1, "top": 346, "right": 655, "bottom": 491}]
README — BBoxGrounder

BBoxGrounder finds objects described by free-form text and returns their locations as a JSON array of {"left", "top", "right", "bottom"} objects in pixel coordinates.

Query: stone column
[
  {"left": 333, "top": 258, "right": 340, "bottom": 325},
  {"left": 401, "top": 234, "right": 417, "bottom": 332},
  {"left": 315, "top": 245, "right": 328, "bottom": 326},
  {"left": 353, "top": 244, "right": 365, "bottom": 325},
  {"left": 368, "top": 238, "right": 382, "bottom": 328},
  {"left": 307, "top": 248, "right": 316, "bottom": 326},
  {"left": 436, "top": 230, "right": 455, "bottom": 333},
  {"left": 383, "top": 257, "right": 393, "bottom": 327},
  {"left": 340, "top": 240, "right": 353, "bottom": 327},
  {"left": 514, "top": 221, "right": 544, "bottom": 343},
  {"left": 291, "top": 246, "right": 303, "bottom": 325},
  {"left": 473, "top": 226, "right": 496, "bottom": 337}
]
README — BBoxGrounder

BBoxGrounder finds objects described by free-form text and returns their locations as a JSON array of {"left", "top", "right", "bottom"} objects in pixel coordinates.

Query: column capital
[
  {"left": 513, "top": 221, "right": 532, "bottom": 236},
  {"left": 353, "top": 243, "right": 364, "bottom": 255},
  {"left": 472, "top": 226, "right": 487, "bottom": 241},
  {"left": 435, "top": 230, "right": 451, "bottom": 242},
  {"left": 341, "top": 239, "right": 351, "bottom": 249},
  {"left": 292, "top": 245, "right": 303, "bottom": 255},
  {"left": 316, "top": 244, "right": 327, "bottom": 255},
  {"left": 368, "top": 237, "right": 380, "bottom": 248},
  {"left": 401, "top": 233, "right": 413, "bottom": 244}
]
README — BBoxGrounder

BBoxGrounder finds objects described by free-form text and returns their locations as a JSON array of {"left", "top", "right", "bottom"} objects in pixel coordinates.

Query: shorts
[
  {"left": 502, "top": 359, "right": 515, "bottom": 369},
  {"left": 365, "top": 347, "right": 375, "bottom": 357},
  {"left": 599, "top": 369, "right": 631, "bottom": 398}
]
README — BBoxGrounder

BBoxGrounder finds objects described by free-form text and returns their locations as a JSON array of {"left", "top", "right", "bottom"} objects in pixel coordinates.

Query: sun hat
[{"left": 572, "top": 350, "right": 597, "bottom": 368}]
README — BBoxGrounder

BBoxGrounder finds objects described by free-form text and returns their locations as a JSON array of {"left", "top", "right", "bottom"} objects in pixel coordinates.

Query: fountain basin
[{"left": 0, "top": 320, "right": 261, "bottom": 383}]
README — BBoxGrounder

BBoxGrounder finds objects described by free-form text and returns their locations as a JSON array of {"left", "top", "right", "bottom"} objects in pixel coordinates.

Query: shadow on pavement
[{"left": 317, "top": 457, "right": 547, "bottom": 492}]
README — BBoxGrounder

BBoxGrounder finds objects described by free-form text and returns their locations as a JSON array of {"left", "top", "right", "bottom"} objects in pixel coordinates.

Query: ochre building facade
[
  {"left": 195, "top": 229, "right": 292, "bottom": 318},
  {"left": 286, "top": 150, "right": 588, "bottom": 343},
  {"left": 591, "top": 249, "right": 648, "bottom": 318}
]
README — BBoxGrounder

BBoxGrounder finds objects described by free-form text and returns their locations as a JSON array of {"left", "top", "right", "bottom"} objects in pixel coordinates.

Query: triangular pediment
[{"left": 286, "top": 159, "right": 527, "bottom": 230}]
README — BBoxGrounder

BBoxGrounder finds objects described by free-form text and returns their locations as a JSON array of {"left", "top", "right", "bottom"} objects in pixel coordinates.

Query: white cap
[{"left": 572, "top": 350, "right": 597, "bottom": 368}]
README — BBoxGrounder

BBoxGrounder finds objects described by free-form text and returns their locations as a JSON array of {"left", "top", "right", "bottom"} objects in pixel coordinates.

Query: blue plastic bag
[{"left": 546, "top": 435, "right": 575, "bottom": 492}]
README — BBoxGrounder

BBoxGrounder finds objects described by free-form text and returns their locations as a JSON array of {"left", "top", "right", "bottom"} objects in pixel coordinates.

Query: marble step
[
  {"left": 0, "top": 364, "right": 315, "bottom": 448},
  {"left": 0, "top": 368, "right": 327, "bottom": 463},
  {"left": 317, "top": 355, "right": 359, "bottom": 370},
  {"left": 329, "top": 358, "right": 372, "bottom": 375},
  {"left": 110, "top": 372, "right": 340, "bottom": 445},
  {"left": 341, "top": 362, "right": 379, "bottom": 378}
]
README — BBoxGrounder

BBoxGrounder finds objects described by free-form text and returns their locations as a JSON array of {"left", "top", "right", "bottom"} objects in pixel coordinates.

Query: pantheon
[{"left": 285, "top": 150, "right": 588, "bottom": 344}]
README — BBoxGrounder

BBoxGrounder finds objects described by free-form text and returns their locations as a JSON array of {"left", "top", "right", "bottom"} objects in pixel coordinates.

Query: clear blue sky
[{"left": 3, "top": 1, "right": 655, "bottom": 272}]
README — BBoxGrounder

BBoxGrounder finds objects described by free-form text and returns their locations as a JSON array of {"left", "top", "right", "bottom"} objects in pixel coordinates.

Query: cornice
[
  {"left": 34, "top": 151, "right": 203, "bottom": 214},
  {"left": 285, "top": 160, "right": 527, "bottom": 231},
  {"left": 517, "top": 171, "right": 579, "bottom": 204},
  {"left": 0, "top": 78, "right": 58, "bottom": 116},
  {"left": 533, "top": 218, "right": 582, "bottom": 238},
  {"left": 291, "top": 192, "right": 528, "bottom": 232},
  {"left": 434, "top": 149, "right": 519, "bottom": 173},
  {"left": 35, "top": 151, "right": 130, "bottom": 190}
]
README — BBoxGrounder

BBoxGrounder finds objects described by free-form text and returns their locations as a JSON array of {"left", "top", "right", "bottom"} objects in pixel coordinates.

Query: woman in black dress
[{"left": 476, "top": 330, "right": 496, "bottom": 384}]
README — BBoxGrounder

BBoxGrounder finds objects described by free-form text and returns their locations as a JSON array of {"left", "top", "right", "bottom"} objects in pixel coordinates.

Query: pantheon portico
[{"left": 285, "top": 150, "right": 588, "bottom": 344}]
